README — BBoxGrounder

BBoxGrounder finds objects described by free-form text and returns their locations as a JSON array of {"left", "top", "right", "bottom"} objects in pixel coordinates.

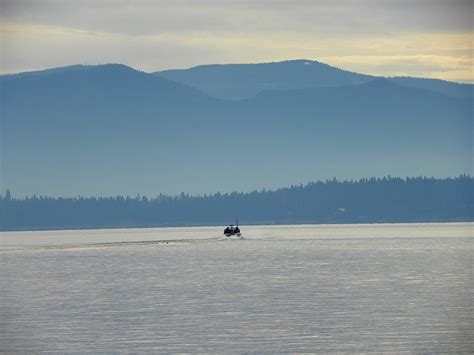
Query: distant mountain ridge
[
  {"left": 1, "top": 64, "right": 96, "bottom": 79},
  {"left": 155, "top": 59, "right": 372, "bottom": 100},
  {"left": 154, "top": 59, "right": 473, "bottom": 100},
  {"left": 1, "top": 61, "right": 472, "bottom": 197}
]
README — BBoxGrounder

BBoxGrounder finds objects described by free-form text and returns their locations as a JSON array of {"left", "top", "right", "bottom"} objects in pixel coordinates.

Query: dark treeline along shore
[{"left": 1, "top": 176, "right": 472, "bottom": 231}]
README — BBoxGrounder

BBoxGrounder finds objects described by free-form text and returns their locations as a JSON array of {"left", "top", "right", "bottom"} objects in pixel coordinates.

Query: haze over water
[{"left": 1, "top": 223, "right": 472, "bottom": 352}]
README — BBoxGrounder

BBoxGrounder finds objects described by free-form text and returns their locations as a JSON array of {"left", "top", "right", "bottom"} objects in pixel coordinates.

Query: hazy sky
[{"left": 1, "top": 0, "right": 473, "bottom": 82}]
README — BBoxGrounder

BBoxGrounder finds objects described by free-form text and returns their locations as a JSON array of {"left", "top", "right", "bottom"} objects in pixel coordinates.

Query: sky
[{"left": 0, "top": 0, "right": 473, "bottom": 82}]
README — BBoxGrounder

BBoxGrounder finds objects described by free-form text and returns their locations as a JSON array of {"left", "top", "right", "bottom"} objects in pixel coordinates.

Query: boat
[{"left": 224, "top": 220, "right": 241, "bottom": 237}]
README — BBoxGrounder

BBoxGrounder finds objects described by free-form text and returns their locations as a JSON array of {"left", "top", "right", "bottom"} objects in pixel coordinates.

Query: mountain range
[
  {"left": 156, "top": 59, "right": 473, "bottom": 100},
  {"left": 1, "top": 60, "right": 472, "bottom": 196}
]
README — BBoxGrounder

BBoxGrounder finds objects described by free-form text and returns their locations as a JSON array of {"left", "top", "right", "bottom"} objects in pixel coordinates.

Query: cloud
[
  {"left": 0, "top": 0, "right": 472, "bottom": 81},
  {"left": 1, "top": 0, "right": 472, "bottom": 36}
]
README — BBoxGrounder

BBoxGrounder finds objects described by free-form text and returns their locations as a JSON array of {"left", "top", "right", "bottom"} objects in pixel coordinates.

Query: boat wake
[
  {"left": 0, "top": 237, "right": 226, "bottom": 252},
  {"left": 222, "top": 235, "right": 245, "bottom": 241},
  {"left": 1, "top": 230, "right": 276, "bottom": 253}
]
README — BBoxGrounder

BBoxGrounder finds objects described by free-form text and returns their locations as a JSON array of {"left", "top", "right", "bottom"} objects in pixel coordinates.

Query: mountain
[
  {"left": 1, "top": 63, "right": 471, "bottom": 197},
  {"left": 156, "top": 59, "right": 372, "bottom": 100},
  {"left": 1, "top": 64, "right": 95, "bottom": 79},
  {"left": 388, "top": 76, "right": 473, "bottom": 99},
  {"left": 1, "top": 64, "right": 225, "bottom": 196},
  {"left": 155, "top": 59, "right": 473, "bottom": 100}
]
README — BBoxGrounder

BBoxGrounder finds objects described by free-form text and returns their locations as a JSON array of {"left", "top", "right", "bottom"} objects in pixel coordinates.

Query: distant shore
[
  {"left": 2, "top": 176, "right": 472, "bottom": 232},
  {"left": 1, "top": 220, "right": 473, "bottom": 234}
]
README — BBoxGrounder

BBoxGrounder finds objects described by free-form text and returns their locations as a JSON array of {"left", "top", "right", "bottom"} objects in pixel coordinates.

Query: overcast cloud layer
[{"left": 1, "top": 0, "right": 473, "bottom": 81}]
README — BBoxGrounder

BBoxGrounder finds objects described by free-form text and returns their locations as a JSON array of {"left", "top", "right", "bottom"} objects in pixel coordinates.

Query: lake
[{"left": 1, "top": 223, "right": 472, "bottom": 352}]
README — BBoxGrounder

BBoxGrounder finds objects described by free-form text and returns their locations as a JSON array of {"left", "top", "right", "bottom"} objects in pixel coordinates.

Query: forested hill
[{"left": 1, "top": 176, "right": 472, "bottom": 231}]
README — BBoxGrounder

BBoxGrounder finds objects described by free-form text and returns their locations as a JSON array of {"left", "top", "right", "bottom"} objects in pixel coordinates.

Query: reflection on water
[{"left": 1, "top": 223, "right": 473, "bottom": 352}]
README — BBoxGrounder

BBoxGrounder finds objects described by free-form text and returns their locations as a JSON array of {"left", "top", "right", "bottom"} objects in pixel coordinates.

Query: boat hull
[{"left": 224, "top": 233, "right": 242, "bottom": 237}]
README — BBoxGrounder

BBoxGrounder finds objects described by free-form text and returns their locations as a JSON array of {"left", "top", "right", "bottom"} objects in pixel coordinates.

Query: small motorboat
[{"left": 224, "top": 220, "right": 241, "bottom": 237}]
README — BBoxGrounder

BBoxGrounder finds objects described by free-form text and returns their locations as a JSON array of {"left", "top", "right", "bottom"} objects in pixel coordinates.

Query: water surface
[{"left": 1, "top": 223, "right": 472, "bottom": 352}]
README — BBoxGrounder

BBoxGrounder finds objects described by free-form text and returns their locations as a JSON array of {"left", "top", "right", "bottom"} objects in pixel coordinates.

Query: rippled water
[{"left": 1, "top": 223, "right": 473, "bottom": 352}]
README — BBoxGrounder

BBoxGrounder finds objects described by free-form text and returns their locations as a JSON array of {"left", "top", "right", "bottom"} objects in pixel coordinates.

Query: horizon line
[{"left": 1, "top": 59, "right": 473, "bottom": 85}]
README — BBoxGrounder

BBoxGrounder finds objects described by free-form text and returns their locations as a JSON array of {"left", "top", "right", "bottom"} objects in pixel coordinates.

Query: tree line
[{"left": 1, "top": 175, "right": 472, "bottom": 231}]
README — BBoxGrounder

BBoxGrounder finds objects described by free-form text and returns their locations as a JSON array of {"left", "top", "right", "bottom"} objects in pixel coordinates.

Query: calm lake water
[{"left": 1, "top": 223, "right": 473, "bottom": 352}]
